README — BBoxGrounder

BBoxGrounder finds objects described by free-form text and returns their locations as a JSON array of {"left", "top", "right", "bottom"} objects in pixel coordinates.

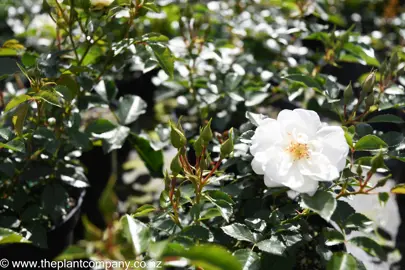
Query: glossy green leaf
[
  {"left": 349, "top": 237, "right": 387, "bottom": 261},
  {"left": 327, "top": 252, "right": 358, "bottom": 270},
  {"left": 55, "top": 85, "right": 75, "bottom": 102},
  {"left": 120, "top": 214, "right": 150, "bottom": 255},
  {"left": 342, "top": 43, "right": 380, "bottom": 67},
  {"left": 233, "top": 249, "right": 260, "bottom": 270},
  {"left": 301, "top": 191, "right": 337, "bottom": 221},
  {"left": 85, "top": 119, "right": 116, "bottom": 134},
  {"left": 133, "top": 204, "right": 156, "bottom": 217},
  {"left": 41, "top": 184, "right": 69, "bottom": 224},
  {"left": 116, "top": 95, "right": 147, "bottom": 125},
  {"left": 323, "top": 228, "right": 345, "bottom": 246},
  {"left": 284, "top": 74, "right": 323, "bottom": 90},
  {"left": 355, "top": 135, "right": 387, "bottom": 150},
  {"left": 130, "top": 134, "right": 164, "bottom": 178},
  {"left": 12, "top": 102, "right": 29, "bottom": 136},
  {"left": 180, "top": 225, "right": 210, "bottom": 241},
  {"left": 148, "top": 43, "right": 174, "bottom": 78},
  {"left": 5, "top": 94, "right": 31, "bottom": 112},
  {"left": 378, "top": 192, "right": 389, "bottom": 207},
  {"left": 221, "top": 223, "right": 256, "bottom": 243},
  {"left": 55, "top": 245, "right": 88, "bottom": 261},
  {"left": 92, "top": 125, "right": 130, "bottom": 153},
  {"left": 0, "top": 228, "right": 30, "bottom": 244},
  {"left": 35, "top": 90, "right": 61, "bottom": 107},
  {"left": 0, "top": 137, "right": 25, "bottom": 152},
  {"left": 163, "top": 243, "right": 242, "bottom": 270},
  {"left": 0, "top": 48, "right": 18, "bottom": 56},
  {"left": 367, "top": 114, "right": 404, "bottom": 124},
  {"left": 257, "top": 236, "right": 286, "bottom": 255}
]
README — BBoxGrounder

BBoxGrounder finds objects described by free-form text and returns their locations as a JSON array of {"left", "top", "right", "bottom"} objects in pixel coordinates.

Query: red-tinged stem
[{"left": 202, "top": 159, "right": 222, "bottom": 184}]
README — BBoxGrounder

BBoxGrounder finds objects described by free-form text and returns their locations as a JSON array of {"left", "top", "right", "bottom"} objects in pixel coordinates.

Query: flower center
[{"left": 286, "top": 142, "right": 309, "bottom": 160}]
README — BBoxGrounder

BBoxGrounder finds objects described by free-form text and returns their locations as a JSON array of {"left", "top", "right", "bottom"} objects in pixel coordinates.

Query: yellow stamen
[{"left": 286, "top": 142, "right": 309, "bottom": 160}]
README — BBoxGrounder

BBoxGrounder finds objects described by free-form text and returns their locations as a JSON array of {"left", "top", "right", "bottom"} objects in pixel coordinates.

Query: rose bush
[{"left": 0, "top": 0, "right": 405, "bottom": 269}]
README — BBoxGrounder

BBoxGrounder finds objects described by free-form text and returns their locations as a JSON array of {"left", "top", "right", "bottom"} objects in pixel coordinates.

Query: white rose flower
[
  {"left": 250, "top": 109, "right": 349, "bottom": 195},
  {"left": 90, "top": 0, "right": 114, "bottom": 8}
]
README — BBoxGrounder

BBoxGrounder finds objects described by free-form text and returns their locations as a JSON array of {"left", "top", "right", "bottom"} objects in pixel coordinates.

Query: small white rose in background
[
  {"left": 250, "top": 109, "right": 349, "bottom": 195},
  {"left": 90, "top": 0, "right": 114, "bottom": 8}
]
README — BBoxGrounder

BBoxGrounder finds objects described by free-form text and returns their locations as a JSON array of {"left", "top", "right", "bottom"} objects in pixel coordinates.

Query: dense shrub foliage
[{"left": 1, "top": 0, "right": 405, "bottom": 269}]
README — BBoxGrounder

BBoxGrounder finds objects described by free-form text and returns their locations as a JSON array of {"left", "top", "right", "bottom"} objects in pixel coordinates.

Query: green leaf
[
  {"left": 12, "top": 102, "right": 29, "bottom": 136},
  {"left": 26, "top": 223, "right": 47, "bottom": 248},
  {"left": 225, "top": 73, "right": 243, "bottom": 91},
  {"left": 305, "top": 32, "right": 330, "bottom": 45},
  {"left": 221, "top": 223, "right": 256, "bottom": 243},
  {"left": 130, "top": 134, "right": 164, "bottom": 178},
  {"left": 0, "top": 48, "right": 18, "bottom": 56},
  {"left": 180, "top": 225, "right": 210, "bottom": 241},
  {"left": 116, "top": 95, "right": 147, "bottom": 125},
  {"left": 380, "top": 131, "right": 404, "bottom": 146},
  {"left": 85, "top": 119, "right": 116, "bottom": 134},
  {"left": 163, "top": 243, "right": 242, "bottom": 270},
  {"left": 256, "top": 236, "right": 286, "bottom": 255},
  {"left": 120, "top": 214, "right": 150, "bottom": 256},
  {"left": 92, "top": 125, "right": 130, "bottom": 153},
  {"left": 345, "top": 213, "right": 373, "bottom": 232},
  {"left": 245, "top": 92, "right": 269, "bottom": 107},
  {"left": 378, "top": 192, "right": 389, "bottom": 206},
  {"left": 204, "top": 191, "right": 234, "bottom": 222},
  {"left": 233, "top": 249, "right": 260, "bottom": 270},
  {"left": 55, "top": 245, "right": 88, "bottom": 260},
  {"left": 148, "top": 43, "right": 174, "bottom": 78},
  {"left": 301, "top": 191, "right": 337, "bottom": 221},
  {"left": 342, "top": 43, "right": 380, "bottom": 67},
  {"left": 0, "top": 228, "right": 30, "bottom": 244},
  {"left": 55, "top": 85, "right": 75, "bottom": 102},
  {"left": 21, "top": 52, "right": 38, "bottom": 67},
  {"left": 5, "top": 94, "right": 31, "bottom": 112},
  {"left": 21, "top": 205, "right": 41, "bottom": 222},
  {"left": 367, "top": 114, "right": 404, "bottom": 124},
  {"left": 205, "top": 190, "right": 234, "bottom": 204},
  {"left": 41, "top": 184, "right": 69, "bottom": 224},
  {"left": 199, "top": 208, "right": 222, "bottom": 220},
  {"left": 284, "top": 74, "right": 323, "bottom": 90},
  {"left": 0, "top": 137, "right": 25, "bottom": 152},
  {"left": 327, "top": 252, "right": 358, "bottom": 270},
  {"left": 355, "top": 123, "right": 373, "bottom": 137},
  {"left": 323, "top": 228, "right": 345, "bottom": 246},
  {"left": 143, "top": 1, "right": 160, "bottom": 12},
  {"left": 35, "top": 90, "right": 61, "bottom": 107},
  {"left": 149, "top": 240, "right": 169, "bottom": 259},
  {"left": 349, "top": 237, "right": 387, "bottom": 261},
  {"left": 133, "top": 204, "right": 156, "bottom": 217},
  {"left": 355, "top": 135, "right": 387, "bottom": 150},
  {"left": 391, "top": 184, "right": 405, "bottom": 194},
  {"left": 82, "top": 215, "right": 103, "bottom": 240},
  {"left": 99, "top": 174, "right": 118, "bottom": 224},
  {"left": 245, "top": 112, "right": 266, "bottom": 126}
]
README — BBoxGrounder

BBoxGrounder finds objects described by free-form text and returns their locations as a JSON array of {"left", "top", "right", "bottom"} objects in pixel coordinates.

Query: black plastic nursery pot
[{"left": 0, "top": 188, "right": 86, "bottom": 268}]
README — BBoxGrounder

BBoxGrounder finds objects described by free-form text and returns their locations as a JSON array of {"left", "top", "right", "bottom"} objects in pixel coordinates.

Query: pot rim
[{"left": 48, "top": 188, "right": 86, "bottom": 232}]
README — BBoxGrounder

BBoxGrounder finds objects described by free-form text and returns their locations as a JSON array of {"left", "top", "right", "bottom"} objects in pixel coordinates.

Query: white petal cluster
[
  {"left": 250, "top": 109, "right": 349, "bottom": 195},
  {"left": 90, "top": 0, "right": 114, "bottom": 8}
]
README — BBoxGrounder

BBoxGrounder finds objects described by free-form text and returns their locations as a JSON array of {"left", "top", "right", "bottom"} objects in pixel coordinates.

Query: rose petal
[
  {"left": 298, "top": 154, "right": 340, "bottom": 181},
  {"left": 250, "top": 118, "right": 282, "bottom": 155}
]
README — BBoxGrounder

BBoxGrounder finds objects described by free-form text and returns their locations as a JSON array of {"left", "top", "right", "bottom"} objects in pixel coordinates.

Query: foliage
[{"left": 1, "top": 0, "right": 405, "bottom": 269}]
